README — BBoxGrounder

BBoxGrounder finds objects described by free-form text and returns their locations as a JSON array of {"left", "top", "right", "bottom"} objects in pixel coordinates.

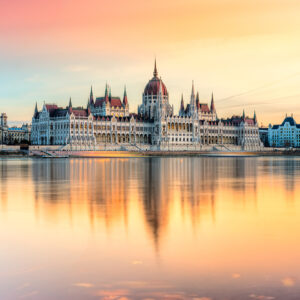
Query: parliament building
[{"left": 31, "top": 62, "right": 262, "bottom": 151}]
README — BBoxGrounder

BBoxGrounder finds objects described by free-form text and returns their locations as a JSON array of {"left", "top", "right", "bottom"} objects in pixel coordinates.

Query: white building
[
  {"left": 31, "top": 62, "right": 262, "bottom": 151},
  {"left": 268, "top": 115, "right": 300, "bottom": 147}
]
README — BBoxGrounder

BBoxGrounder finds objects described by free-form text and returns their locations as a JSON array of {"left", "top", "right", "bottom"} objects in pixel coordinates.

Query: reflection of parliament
[{"left": 31, "top": 61, "right": 262, "bottom": 150}]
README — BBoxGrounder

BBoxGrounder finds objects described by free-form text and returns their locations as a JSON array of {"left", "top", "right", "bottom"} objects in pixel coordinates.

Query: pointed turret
[
  {"left": 191, "top": 80, "right": 195, "bottom": 98},
  {"left": 179, "top": 94, "right": 185, "bottom": 116},
  {"left": 180, "top": 94, "right": 184, "bottom": 110},
  {"left": 109, "top": 86, "right": 112, "bottom": 102},
  {"left": 190, "top": 81, "right": 197, "bottom": 118},
  {"left": 196, "top": 92, "right": 200, "bottom": 109},
  {"left": 89, "top": 86, "right": 94, "bottom": 105},
  {"left": 68, "top": 97, "right": 72, "bottom": 108},
  {"left": 34, "top": 102, "right": 38, "bottom": 117},
  {"left": 210, "top": 92, "right": 216, "bottom": 113},
  {"left": 242, "top": 109, "right": 245, "bottom": 120},
  {"left": 253, "top": 110, "right": 257, "bottom": 123},
  {"left": 153, "top": 58, "right": 158, "bottom": 77},
  {"left": 104, "top": 83, "right": 109, "bottom": 103},
  {"left": 123, "top": 85, "right": 128, "bottom": 106}
]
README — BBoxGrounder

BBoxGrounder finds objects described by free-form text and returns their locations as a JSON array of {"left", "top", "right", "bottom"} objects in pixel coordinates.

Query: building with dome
[
  {"left": 31, "top": 61, "right": 262, "bottom": 151},
  {"left": 268, "top": 115, "right": 300, "bottom": 147}
]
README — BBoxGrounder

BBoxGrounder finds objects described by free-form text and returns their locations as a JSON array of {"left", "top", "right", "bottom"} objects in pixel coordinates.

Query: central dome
[{"left": 144, "top": 61, "right": 168, "bottom": 96}]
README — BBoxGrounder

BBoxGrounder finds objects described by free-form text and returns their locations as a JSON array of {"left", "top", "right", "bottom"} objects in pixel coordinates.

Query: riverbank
[{"left": 2, "top": 149, "right": 300, "bottom": 158}]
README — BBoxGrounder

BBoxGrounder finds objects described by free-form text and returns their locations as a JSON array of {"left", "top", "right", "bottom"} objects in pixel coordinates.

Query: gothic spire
[
  {"left": 104, "top": 83, "right": 108, "bottom": 96},
  {"left": 153, "top": 58, "right": 158, "bottom": 77},
  {"left": 180, "top": 94, "right": 185, "bottom": 110},
  {"left": 242, "top": 109, "right": 245, "bottom": 120},
  {"left": 123, "top": 85, "right": 128, "bottom": 106},
  {"left": 109, "top": 85, "right": 112, "bottom": 101},
  {"left": 104, "top": 83, "right": 109, "bottom": 103},
  {"left": 196, "top": 92, "right": 200, "bottom": 108},
  {"left": 89, "top": 86, "right": 94, "bottom": 105},
  {"left": 210, "top": 92, "right": 216, "bottom": 113},
  {"left": 254, "top": 110, "right": 257, "bottom": 122},
  {"left": 34, "top": 102, "right": 38, "bottom": 117},
  {"left": 69, "top": 97, "right": 72, "bottom": 108},
  {"left": 191, "top": 80, "right": 195, "bottom": 98}
]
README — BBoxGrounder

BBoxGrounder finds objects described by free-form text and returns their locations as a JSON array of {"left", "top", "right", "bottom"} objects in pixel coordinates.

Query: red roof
[
  {"left": 95, "top": 97, "right": 123, "bottom": 108},
  {"left": 45, "top": 104, "right": 58, "bottom": 110},
  {"left": 144, "top": 76, "right": 168, "bottom": 96},
  {"left": 199, "top": 104, "right": 210, "bottom": 113},
  {"left": 72, "top": 109, "right": 88, "bottom": 117},
  {"left": 245, "top": 118, "right": 255, "bottom": 125},
  {"left": 110, "top": 98, "right": 122, "bottom": 107}
]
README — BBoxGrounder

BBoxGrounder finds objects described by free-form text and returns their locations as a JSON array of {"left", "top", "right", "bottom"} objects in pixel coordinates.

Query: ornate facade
[{"left": 31, "top": 62, "right": 262, "bottom": 151}]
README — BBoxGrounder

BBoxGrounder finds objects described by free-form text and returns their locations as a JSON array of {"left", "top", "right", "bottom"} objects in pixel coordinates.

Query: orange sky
[{"left": 1, "top": 0, "right": 300, "bottom": 124}]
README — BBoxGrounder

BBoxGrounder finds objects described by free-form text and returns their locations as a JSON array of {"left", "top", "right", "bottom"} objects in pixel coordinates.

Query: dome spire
[{"left": 153, "top": 58, "right": 158, "bottom": 77}]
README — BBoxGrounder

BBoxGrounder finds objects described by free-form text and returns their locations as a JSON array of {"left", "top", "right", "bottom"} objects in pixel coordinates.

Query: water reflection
[
  {"left": 1, "top": 157, "right": 300, "bottom": 300},
  {"left": 29, "top": 158, "right": 257, "bottom": 248}
]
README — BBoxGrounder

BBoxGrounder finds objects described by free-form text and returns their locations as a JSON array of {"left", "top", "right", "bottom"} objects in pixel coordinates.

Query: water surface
[{"left": 0, "top": 157, "right": 300, "bottom": 300}]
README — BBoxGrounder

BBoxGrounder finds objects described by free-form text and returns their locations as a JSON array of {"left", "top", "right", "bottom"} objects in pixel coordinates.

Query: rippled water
[{"left": 0, "top": 157, "right": 300, "bottom": 300}]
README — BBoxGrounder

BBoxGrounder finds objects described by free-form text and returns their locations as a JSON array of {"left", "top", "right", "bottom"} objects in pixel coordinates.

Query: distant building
[
  {"left": 31, "top": 61, "right": 262, "bottom": 151},
  {"left": 268, "top": 115, "right": 300, "bottom": 148},
  {"left": 7, "top": 124, "right": 31, "bottom": 144},
  {"left": 0, "top": 113, "right": 31, "bottom": 145}
]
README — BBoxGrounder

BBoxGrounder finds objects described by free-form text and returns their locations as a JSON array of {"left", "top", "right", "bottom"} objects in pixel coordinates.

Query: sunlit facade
[{"left": 31, "top": 62, "right": 262, "bottom": 151}]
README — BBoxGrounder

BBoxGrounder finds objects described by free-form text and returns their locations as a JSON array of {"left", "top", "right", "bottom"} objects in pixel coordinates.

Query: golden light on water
[{"left": 0, "top": 157, "right": 300, "bottom": 299}]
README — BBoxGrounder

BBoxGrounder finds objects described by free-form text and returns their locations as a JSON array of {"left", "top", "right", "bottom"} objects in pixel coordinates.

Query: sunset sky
[{"left": 1, "top": 0, "right": 300, "bottom": 125}]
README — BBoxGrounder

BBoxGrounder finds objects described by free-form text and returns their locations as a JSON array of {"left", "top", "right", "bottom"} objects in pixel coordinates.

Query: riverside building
[
  {"left": 268, "top": 115, "right": 300, "bottom": 148},
  {"left": 1, "top": 113, "right": 31, "bottom": 145},
  {"left": 31, "top": 62, "right": 262, "bottom": 151}
]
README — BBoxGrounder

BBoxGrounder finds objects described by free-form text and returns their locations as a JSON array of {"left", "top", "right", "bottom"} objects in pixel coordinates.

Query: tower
[{"left": 0, "top": 113, "right": 7, "bottom": 127}]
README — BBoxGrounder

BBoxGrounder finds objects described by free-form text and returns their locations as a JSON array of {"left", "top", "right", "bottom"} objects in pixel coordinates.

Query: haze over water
[{"left": 0, "top": 157, "right": 300, "bottom": 300}]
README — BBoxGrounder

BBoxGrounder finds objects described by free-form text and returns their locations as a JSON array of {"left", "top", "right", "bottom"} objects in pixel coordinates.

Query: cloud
[
  {"left": 281, "top": 277, "right": 295, "bottom": 287},
  {"left": 249, "top": 294, "right": 274, "bottom": 300},
  {"left": 72, "top": 282, "right": 94, "bottom": 288},
  {"left": 96, "top": 289, "right": 131, "bottom": 299}
]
